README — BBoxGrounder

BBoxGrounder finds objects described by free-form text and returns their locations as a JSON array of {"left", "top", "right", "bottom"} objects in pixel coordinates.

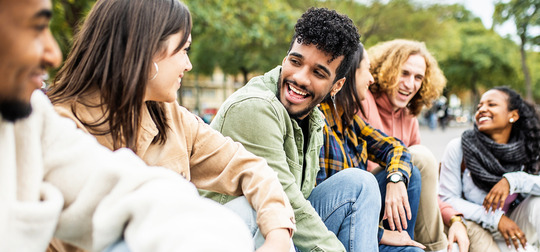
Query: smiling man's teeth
[
  {"left": 478, "top": 117, "right": 491, "bottom": 122},
  {"left": 398, "top": 90, "right": 410, "bottom": 96},
  {"left": 289, "top": 85, "right": 307, "bottom": 96}
]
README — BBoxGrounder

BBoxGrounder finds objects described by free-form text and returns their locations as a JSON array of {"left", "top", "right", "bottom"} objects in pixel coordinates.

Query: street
[{"left": 419, "top": 123, "right": 473, "bottom": 163}]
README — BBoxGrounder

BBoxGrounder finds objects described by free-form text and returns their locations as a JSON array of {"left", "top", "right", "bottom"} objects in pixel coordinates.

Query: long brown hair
[
  {"left": 48, "top": 0, "right": 192, "bottom": 151},
  {"left": 321, "top": 43, "right": 365, "bottom": 126}
]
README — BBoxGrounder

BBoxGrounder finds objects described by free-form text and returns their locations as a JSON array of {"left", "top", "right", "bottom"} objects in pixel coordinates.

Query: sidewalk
[{"left": 419, "top": 123, "right": 473, "bottom": 163}]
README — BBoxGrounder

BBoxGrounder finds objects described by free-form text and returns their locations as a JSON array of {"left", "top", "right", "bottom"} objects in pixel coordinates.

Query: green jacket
[{"left": 208, "top": 66, "right": 345, "bottom": 251}]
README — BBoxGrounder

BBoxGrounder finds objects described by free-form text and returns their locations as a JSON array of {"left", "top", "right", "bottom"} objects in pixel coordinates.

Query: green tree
[
  {"left": 50, "top": 0, "right": 95, "bottom": 57},
  {"left": 493, "top": 0, "right": 540, "bottom": 101},
  {"left": 188, "top": 0, "right": 298, "bottom": 84},
  {"left": 439, "top": 21, "right": 518, "bottom": 104},
  {"left": 347, "top": 0, "right": 450, "bottom": 47}
]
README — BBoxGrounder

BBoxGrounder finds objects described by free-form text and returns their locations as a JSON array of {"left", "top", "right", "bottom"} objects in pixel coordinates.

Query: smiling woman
[
  {"left": 144, "top": 33, "right": 192, "bottom": 103},
  {"left": 440, "top": 86, "right": 540, "bottom": 252},
  {"left": 46, "top": 0, "right": 296, "bottom": 251}
]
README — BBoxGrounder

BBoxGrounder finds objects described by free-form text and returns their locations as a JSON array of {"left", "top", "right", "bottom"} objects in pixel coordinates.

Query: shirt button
[{"left": 180, "top": 171, "right": 186, "bottom": 178}]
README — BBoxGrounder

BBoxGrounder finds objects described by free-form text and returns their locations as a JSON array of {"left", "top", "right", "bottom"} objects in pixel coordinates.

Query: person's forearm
[{"left": 504, "top": 172, "right": 540, "bottom": 195}]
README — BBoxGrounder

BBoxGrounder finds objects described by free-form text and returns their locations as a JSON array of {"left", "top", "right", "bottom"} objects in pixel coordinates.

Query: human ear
[
  {"left": 509, "top": 109, "right": 519, "bottom": 123},
  {"left": 331, "top": 77, "right": 346, "bottom": 96}
]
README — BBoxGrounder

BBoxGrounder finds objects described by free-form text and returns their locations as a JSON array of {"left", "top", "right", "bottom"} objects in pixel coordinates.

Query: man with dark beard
[{"left": 0, "top": 0, "right": 254, "bottom": 251}]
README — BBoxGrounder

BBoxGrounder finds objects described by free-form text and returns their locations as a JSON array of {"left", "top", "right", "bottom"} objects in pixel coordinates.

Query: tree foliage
[
  {"left": 187, "top": 0, "right": 298, "bottom": 83},
  {"left": 50, "top": 0, "right": 95, "bottom": 57},
  {"left": 494, "top": 0, "right": 540, "bottom": 101},
  {"left": 439, "top": 21, "right": 519, "bottom": 104},
  {"left": 47, "top": 0, "right": 540, "bottom": 103}
]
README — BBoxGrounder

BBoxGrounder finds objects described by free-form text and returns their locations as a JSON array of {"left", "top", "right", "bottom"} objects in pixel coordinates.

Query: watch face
[{"left": 390, "top": 174, "right": 401, "bottom": 182}]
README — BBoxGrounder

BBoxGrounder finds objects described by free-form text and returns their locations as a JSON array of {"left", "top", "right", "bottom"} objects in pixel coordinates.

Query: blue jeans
[
  {"left": 375, "top": 166, "right": 422, "bottom": 252},
  {"left": 308, "top": 168, "right": 381, "bottom": 251},
  {"left": 103, "top": 239, "right": 130, "bottom": 252},
  {"left": 224, "top": 196, "right": 265, "bottom": 250}
]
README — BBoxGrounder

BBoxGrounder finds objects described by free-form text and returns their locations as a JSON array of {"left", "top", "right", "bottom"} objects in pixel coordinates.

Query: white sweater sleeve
[
  {"left": 34, "top": 92, "right": 252, "bottom": 251},
  {"left": 439, "top": 138, "right": 503, "bottom": 232},
  {"left": 504, "top": 171, "right": 540, "bottom": 196}
]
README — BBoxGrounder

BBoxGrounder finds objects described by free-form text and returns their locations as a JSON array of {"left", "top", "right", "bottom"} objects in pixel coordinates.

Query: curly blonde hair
[{"left": 368, "top": 39, "right": 446, "bottom": 116}]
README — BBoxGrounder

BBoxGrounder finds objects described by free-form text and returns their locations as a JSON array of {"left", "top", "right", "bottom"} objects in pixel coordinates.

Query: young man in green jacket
[{"left": 206, "top": 8, "right": 386, "bottom": 251}]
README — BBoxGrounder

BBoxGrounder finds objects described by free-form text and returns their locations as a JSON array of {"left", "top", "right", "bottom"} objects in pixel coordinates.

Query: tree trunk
[
  {"left": 470, "top": 75, "right": 479, "bottom": 109},
  {"left": 240, "top": 67, "right": 249, "bottom": 86},
  {"left": 519, "top": 36, "right": 533, "bottom": 102}
]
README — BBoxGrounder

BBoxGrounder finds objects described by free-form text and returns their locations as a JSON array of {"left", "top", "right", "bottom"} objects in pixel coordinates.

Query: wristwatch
[{"left": 386, "top": 172, "right": 408, "bottom": 187}]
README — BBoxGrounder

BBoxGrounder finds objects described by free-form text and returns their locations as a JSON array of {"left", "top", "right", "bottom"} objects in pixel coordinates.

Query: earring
[
  {"left": 331, "top": 94, "right": 338, "bottom": 114},
  {"left": 509, "top": 118, "right": 515, "bottom": 123},
  {"left": 149, "top": 62, "right": 159, "bottom": 81}
]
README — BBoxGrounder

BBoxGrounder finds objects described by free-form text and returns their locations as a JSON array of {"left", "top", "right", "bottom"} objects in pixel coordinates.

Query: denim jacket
[{"left": 209, "top": 66, "right": 345, "bottom": 252}]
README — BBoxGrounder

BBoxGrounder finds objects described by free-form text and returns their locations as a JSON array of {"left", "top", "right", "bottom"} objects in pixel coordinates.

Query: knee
[
  {"left": 338, "top": 169, "right": 380, "bottom": 200},
  {"left": 527, "top": 196, "right": 540, "bottom": 223},
  {"left": 224, "top": 196, "right": 257, "bottom": 226},
  {"left": 403, "top": 246, "right": 425, "bottom": 252},
  {"left": 409, "top": 145, "right": 438, "bottom": 175}
]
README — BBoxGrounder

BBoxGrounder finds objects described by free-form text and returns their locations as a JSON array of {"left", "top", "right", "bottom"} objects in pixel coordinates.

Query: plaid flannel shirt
[{"left": 317, "top": 102, "right": 413, "bottom": 184}]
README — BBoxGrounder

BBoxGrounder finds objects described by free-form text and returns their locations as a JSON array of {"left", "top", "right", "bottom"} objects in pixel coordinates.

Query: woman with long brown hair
[{"left": 48, "top": 0, "right": 294, "bottom": 251}]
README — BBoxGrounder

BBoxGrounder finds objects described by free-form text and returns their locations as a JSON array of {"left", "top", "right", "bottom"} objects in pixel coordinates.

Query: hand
[
  {"left": 483, "top": 177, "right": 510, "bottom": 212},
  {"left": 380, "top": 229, "right": 425, "bottom": 249},
  {"left": 383, "top": 182, "right": 411, "bottom": 232},
  {"left": 447, "top": 219, "right": 469, "bottom": 252},
  {"left": 256, "top": 228, "right": 291, "bottom": 252},
  {"left": 498, "top": 215, "right": 527, "bottom": 250}
]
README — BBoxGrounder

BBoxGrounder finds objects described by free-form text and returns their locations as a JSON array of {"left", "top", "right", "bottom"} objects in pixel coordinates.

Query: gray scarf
[{"left": 461, "top": 126, "right": 527, "bottom": 192}]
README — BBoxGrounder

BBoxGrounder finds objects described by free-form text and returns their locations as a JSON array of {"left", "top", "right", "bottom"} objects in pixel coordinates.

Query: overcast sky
[{"left": 418, "top": 0, "right": 517, "bottom": 38}]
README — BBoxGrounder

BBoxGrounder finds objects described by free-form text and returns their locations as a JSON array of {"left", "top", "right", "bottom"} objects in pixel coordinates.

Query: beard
[
  {"left": 0, "top": 99, "right": 32, "bottom": 122},
  {"left": 287, "top": 100, "right": 320, "bottom": 120},
  {"left": 276, "top": 74, "right": 327, "bottom": 120}
]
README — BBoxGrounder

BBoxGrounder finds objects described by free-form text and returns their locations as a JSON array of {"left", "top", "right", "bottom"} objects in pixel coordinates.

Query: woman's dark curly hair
[
  {"left": 289, "top": 7, "right": 360, "bottom": 83},
  {"left": 493, "top": 86, "right": 540, "bottom": 174}
]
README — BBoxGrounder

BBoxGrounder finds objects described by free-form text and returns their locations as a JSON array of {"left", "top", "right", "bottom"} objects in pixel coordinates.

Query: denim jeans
[
  {"left": 224, "top": 196, "right": 265, "bottom": 250},
  {"left": 103, "top": 239, "right": 130, "bottom": 252},
  {"left": 375, "top": 166, "right": 423, "bottom": 252},
  {"left": 308, "top": 168, "right": 381, "bottom": 251},
  {"left": 225, "top": 196, "right": 296, "bottom": 252}
]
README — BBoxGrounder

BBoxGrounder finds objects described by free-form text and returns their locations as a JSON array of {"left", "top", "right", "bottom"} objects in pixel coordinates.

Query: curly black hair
[
  {"left": 493, "top": 86, "right": 540, "bottom": 174},
  {"left": 289, "top": 7, "right": 360, "bottom": 82}
]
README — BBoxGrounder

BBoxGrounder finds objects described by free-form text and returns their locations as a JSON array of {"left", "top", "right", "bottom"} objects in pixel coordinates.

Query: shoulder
[
  {"left": 441, "top": 137, "right": 463, "bottom": 163},
  {"left": 216, "top": 80, "right": 286, "bottom": 126},
  {"left": 213, "top": 95, "right": 288, "bottom": 133},
  {"left": 360, "top": 91, "right": 377, "bottom": 118},
  {"left": 164, "top": 101, "right": 202, "bottom": 125},
  {"left": 447, "top": 137, "right": 462, "bottom": 151},
  {"left": 32, "top": 89, "right": 52, "bottom": 106},
  {"left": 50, "top": 93, "right": 104, "bottom": 133}
]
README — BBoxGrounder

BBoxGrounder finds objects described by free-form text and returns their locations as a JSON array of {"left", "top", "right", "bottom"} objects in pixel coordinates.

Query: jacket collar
[{"left": 262, "top": 65, "right": 282, "bottom": 94}]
